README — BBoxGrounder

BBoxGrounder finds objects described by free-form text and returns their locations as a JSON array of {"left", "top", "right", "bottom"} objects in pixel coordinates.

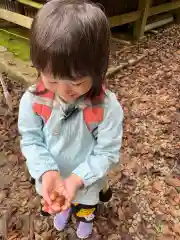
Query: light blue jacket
[{"left": 18, "top": 88, "right": 123, "bottom": 205}]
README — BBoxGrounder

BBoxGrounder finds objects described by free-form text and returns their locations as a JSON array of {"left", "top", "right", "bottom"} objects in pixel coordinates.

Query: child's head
[{"left": 30, "top": 0, "right": 110, "bottom": 103}]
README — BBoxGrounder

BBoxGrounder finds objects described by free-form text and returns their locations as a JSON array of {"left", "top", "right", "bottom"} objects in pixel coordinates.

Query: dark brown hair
[{"left": 30, "top": 0, "right": 110, "bottom": 98}]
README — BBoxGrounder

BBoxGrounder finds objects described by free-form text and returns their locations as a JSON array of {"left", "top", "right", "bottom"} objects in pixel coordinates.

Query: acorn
[{"left": 50, "top": 191, "right": 66, "bottom": 208}]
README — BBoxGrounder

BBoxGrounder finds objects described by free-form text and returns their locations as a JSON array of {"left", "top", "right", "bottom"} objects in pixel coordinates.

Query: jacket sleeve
[
  {"left": 18, "top": 91, "right": 59, "bottom": 181},
  {"left": 73, "top": 94, "right": 124, "bottom": 187}
]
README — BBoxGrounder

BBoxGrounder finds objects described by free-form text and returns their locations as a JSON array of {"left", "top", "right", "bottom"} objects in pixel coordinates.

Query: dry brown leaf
[
  {"left": 41, "top": 230, "right": 53, "bottom": 240},
  {"left": 158, "top": 205, "right": 169, "bottom": 214},
  {"left": 158, "top": 236, "right": 175, "bottom": 240},
  {"left": 151, "top": 200, "right": 159, "bottom": 208},
  {"left": 35, "top": 232, "right": 42, "bottom": 240},
  {"left": 0, "top": 191, "right": 7, "bottom": 203},
  {"left": 0, "top": 151, "right": 7, "bottom": 167},
  {"left": 34, "top": 218, "right": 43, "bottom": 234},
  {"left": 169, "top": 207, "right": 180, "bottom": 217},
  {"left": 117, "top": 207, "right": 125, "bottom": 221},
  {"left": 152, "top": 181, "right": 163, "bottom": 192},
  {"left": 8, "top": 154, "right": 18, "bottom": 164},
  {"left": 165, "top": 177, "right": 180, "bottom": 188},
  {"left": 172, "top": 223, "right": 180, "bottom": 235},
  {"left": 108, "top": 234, "right": 121, "bottom": 240},
  {"left": 162, "top": 224, "right": 174, "bottom": 236},
  {"left": 8, "top": 232, "right": 19, "bottom": 240},
  {"left": 173, "top": 195, "right": 180, "bottom": 204}
]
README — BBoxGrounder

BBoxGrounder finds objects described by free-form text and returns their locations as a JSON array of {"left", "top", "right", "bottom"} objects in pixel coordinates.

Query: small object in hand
[
  {"left": 41, "top": 192, "right": 66, "bottom": 213},
  {"left": 51, "top": 191, "right": 66, "bottom": 208}
]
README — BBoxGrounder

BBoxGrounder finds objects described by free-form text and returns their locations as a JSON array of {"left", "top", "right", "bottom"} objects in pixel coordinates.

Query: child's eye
[
  {"left": 71, "top": 82, "right": 83, "bottom": 87},
  {"left": 74, "top": 83, "right": 82, "bottom": 86},
  {"left": 49, "top": 81, "right": 57, "bottom": 84}
]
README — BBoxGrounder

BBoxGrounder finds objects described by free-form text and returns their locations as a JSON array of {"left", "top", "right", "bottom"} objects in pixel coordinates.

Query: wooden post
[
  {"left": 173, "top": 8, "right": 180, "bottom": 23},
  {"left": 133, "top": 0, "right": 152, "bottom": 40}
]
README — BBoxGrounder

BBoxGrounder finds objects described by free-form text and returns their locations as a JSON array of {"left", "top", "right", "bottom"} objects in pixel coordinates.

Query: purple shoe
[
  {"left": 77, "top": 222, "right": 93, "bottom": 239},
  {"left": 54, "top": 208, "right": 71, "bottom": 231}
]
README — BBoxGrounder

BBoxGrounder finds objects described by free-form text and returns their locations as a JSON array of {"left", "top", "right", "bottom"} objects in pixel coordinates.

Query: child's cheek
[{"left": 47, "top": 83, "right": 59, "bottom": 93}]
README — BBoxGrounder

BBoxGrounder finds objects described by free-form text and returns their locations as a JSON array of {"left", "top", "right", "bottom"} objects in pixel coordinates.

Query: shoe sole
[
  {"left": 76, "top": 230, "right": 93, "bottom": 239},
  {"left": 76, "top": 225, "right": 93, "bottom": 239}
]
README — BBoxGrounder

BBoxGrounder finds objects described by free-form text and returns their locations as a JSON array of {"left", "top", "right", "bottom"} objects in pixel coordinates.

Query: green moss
[{"left": 0, "top": 28, "right": 30, "bottom": 61}]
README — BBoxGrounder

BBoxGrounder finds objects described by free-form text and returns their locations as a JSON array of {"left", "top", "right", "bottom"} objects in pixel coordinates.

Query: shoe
[
  {"left": 76, "top": 222, "right": 93, "bottom": 239},
  {"left": 54, "top": 208, "right": 71, "bottom": 231}
]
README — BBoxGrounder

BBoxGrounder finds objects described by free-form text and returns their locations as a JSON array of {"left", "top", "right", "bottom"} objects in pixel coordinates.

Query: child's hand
[
  {"left": 64, "top": 174, "right": 83, "bottom": 201},
  {"left": 42, "top": 171, "right": 70, "bottom": 213}
]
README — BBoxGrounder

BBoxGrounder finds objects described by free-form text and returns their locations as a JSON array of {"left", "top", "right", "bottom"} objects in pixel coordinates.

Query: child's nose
[{"left": 66, "top": 84, "right": 75, "bottom": 94}]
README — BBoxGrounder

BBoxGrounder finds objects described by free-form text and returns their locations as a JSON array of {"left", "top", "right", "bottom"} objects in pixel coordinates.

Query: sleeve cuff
[
  {"left": 72, "top": 168, "right": 96, "bottom": 187},
  {"left": 28, "top": 164, "right": 59, "bottom": 182}
]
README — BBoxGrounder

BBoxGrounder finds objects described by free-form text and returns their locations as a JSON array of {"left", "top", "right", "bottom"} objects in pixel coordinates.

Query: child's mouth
[{"left": 69, "top": 93, "right": 78, "bottom": 98}]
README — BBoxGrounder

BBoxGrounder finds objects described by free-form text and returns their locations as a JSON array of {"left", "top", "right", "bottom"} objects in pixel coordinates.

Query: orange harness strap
[
  {"left": 33, "top": 81, "right": 54, "bottom": 123},
  {"left": 33, "top": 81, "right": 105, "bottom": 133}
]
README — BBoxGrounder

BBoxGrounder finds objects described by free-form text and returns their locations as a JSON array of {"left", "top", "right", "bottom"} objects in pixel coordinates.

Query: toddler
[{"left": 18, "top": 0, "right": 123, "bottom": 238}]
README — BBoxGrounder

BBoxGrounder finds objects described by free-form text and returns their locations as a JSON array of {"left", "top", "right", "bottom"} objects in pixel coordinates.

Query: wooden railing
[{"left": 0, "top": 0, "right": 180, "bottom": 39}]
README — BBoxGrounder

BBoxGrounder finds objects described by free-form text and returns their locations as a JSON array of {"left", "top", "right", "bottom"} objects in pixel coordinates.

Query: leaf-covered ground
[{"left": 0, "top": 24, "right": 180, "bottom": 240}]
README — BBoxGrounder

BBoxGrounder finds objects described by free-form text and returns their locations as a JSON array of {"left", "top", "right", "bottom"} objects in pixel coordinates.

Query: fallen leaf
[
  {"left": 162, "top": 224, "right": 174, "bottom": 236},
  {"left": 0, "top": 151, "right": 7, "bottom": 167},
  {"left": 0, "top": 191, "right": 7, "bottom": 203},
  {"left": 108, "top": 234, "right": 121, "bottom": 240},
  {"left": 165, "top": 177, "right": 180, "bottom": 187},
  {"left": 172, "top": 223, "right": 180, "bottom": 235},
  {"left": 152, "top": 180, "right": 163, "bottom": 192},
  {"left": 41, "top": 230, "right": 53, "bottom": 240}
]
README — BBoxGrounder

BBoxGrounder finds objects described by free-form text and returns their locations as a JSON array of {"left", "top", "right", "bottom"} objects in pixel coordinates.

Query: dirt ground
[{"left": 0, "top": 23, "right": 180, "bottom": 240}]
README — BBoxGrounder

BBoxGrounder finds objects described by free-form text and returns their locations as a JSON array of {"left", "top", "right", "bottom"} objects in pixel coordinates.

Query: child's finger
[
  {"left": 43, "top": 190, "right": 52, "bottom": 206},
  {"left": 42, "top": 205, "right": 50, "bottom": 212},
  {"left": 43, "top": 202, "right": 49, "bottom": 211},
  {"left": 42, "top": 201, "right": 56, "bottom": 214},
  {"left": 42, "top": 206, "right": 47, "bottom": 212},
  {"left": 50, "top": 203, "right": 62, "bottom": 212},
  {"left": 42, "top": 201, "right": 62, "bottom": 214},
  {"left": 61, "top": 198, "right": 71, "bottom": 211}
]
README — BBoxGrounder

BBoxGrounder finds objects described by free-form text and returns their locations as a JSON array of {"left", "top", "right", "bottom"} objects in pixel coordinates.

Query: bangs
[{"left": 30, "top": 32, "right": 94, "bottom": 80}]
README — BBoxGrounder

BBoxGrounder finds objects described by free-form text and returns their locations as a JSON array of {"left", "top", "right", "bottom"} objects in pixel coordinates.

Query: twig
[
  {"left": 0, "top": 73, "right": 13, "bottom": 111},
  {"left": 116, "top": 45, "right": 135, "bottom": 55},
  {"left": 106, "top": 54, "right": 146, "bottom": 78},
  {"left": 111, "top": 37, "right": 131, "bottom": 45},
  {"left": 148, "top": 29, "right": 158, "bottom": 34},
  {"left": 106, "top": 63, "right": 127, "bottom": 78},
  {"left": 109, "top": 172, "right": 122, "bottom": 186}
]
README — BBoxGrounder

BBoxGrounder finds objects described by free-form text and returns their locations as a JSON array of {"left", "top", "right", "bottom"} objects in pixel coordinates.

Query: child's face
[{"left": 41, "top": 73, "right": 92, "bottom": 103}]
